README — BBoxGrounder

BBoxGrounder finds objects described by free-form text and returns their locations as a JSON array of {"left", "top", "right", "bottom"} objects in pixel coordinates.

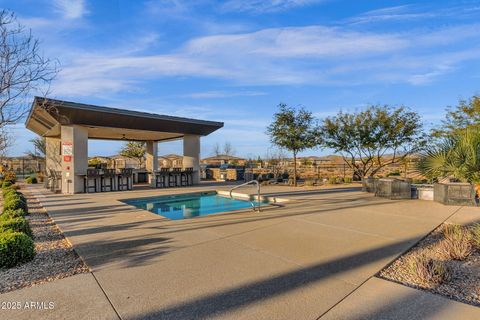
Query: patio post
[
  {"left": 60, "top": 125, "right": 88, "bottom": 194},
  {"left": 146, "top": 141, "right": 158, "bottom": 187},
  {"left": 183, "top": 134, "right": 200, "bottom": 184}
]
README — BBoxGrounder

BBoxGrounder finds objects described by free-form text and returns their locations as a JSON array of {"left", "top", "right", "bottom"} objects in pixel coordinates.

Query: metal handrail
[{"left": 229, "top": 180, "right": 261, "bottom": 212}]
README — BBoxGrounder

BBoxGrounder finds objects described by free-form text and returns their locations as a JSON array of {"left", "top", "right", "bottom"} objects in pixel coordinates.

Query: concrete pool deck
[{"left": 1, "top": 183, "right": 479, "bottom": 319}]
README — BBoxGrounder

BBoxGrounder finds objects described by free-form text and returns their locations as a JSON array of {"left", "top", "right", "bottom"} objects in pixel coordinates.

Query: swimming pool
[{"left": 123, "top": 191, "right": 268, "bottom": 220}]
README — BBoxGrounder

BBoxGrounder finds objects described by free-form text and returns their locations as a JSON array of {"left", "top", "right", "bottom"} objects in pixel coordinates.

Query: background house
[
  {"left": 158, "top": 154, "right": 183, "bottom": 168},
  {"left": 201, "top": 155, "right": 247, "bottom": 166}
]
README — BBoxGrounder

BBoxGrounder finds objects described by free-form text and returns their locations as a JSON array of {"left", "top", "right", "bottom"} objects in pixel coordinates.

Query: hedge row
[
  {"left": 25, "top": 176, "right": 38, "bottom": 184},
  {"left": 0, "top": 182, "right": 35, "bottom": 269}
]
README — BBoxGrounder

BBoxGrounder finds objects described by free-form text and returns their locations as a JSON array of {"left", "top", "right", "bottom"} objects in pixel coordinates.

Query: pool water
[{"left": 123, "top": 192, "right": 267, "bottom": 220}]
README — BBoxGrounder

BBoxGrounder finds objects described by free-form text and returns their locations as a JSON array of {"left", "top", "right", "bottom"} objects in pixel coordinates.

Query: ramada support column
[
  {"left": 146, "top": 141, "right": 158, "bottom": 187},
  {"left": 60, "top": 125, "right": 88, "bottom": 194},
  {"left": 183, "top": 135, "right": 200, "bottom": 185}
]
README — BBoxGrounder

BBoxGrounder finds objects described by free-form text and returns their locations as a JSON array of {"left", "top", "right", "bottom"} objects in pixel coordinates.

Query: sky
[{"left": 3, "top": 0, "right": 480, "bottom": 158}]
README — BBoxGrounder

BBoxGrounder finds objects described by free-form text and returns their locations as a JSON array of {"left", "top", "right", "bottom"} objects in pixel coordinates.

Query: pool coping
[{"left": 117, "top": 190, "right": 289, "bottom": 221}]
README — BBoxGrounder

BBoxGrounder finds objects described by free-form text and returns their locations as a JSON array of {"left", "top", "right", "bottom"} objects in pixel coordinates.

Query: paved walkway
[{"left": 1, "top": 184, "right": 479, "bottom": 319}]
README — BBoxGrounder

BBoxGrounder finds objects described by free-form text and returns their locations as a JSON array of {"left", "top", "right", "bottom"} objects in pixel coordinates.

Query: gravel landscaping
[
  {"left": 379, "top": 223, "right": 480, "bottom": 307},
  {"left": 0, "top": 187, "right": 89, "bottom": 293}
]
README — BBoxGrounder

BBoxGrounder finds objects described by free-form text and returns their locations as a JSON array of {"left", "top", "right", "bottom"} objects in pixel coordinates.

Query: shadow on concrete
[
  {"left": 59, "top": 194, "right": 396, "bottom": 240},
  {"left": 76, "top": 236, "right": 174, "bottom": 268},
  {"left": 130, "top": 238, "right": 421, "bottom": 319},
  {"left": 335, "top": 289, "right": 451, "bottom": 320}
]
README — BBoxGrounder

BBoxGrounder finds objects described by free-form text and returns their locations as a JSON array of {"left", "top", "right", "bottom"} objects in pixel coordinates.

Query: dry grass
[
  {"left": 380, "top": 223, "right": 480, "bottom": 306},
  {"left": 471, "top": 223, "right": 480, "bottom": 249},
  {"left": 403, "top": 254, "right": 450, "bottom": 288},
  {"left": 436, "top": 224, "right": 473, "bottom": 260}
]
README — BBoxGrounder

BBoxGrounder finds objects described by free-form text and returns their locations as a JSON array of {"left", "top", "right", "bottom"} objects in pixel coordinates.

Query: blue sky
[{"left": 3, "top": 0, "right": 480, "bottom": 158}]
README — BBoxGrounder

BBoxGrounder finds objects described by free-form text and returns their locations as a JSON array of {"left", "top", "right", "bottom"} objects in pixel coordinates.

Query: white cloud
[
  {"left": 221, "top": 0, "right": 323, "bottom": 13},
  {"left": 53, "top": 0, "right": 87, "bottom": 19},
  {"left": 185, "top": 26, "right": 407, "bottom": 58},
  {"left": 348, "top": 5, "right": 435, "bottom": 24},
  {"left": 182, "top": 91, "right": 267, "bottom": 99},
  {"left": 48, "top": 23, "right": 480, "bottom": 97}
]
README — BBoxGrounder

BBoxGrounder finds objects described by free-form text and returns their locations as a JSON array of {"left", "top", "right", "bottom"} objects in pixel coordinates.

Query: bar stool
[
  {"left": 101, "top": 169, "right": 116, "bottom": 192},
  {"left": 180, "top": 168, "right": 193, "bottom": 186},
  {"left": 47, "top": 168, "right": 56, "bottom": 191},
  {"left": 84, "top": 169, "right": 100, "bottom": 193},
  {"left": 155, "top": 168, "right": 169, "bottom": 188},
  {"left": 185, "top": 167, "right": 194, "bottom": 186},
  {"left": 169, "top": 168, "right": 181, "bottom": 187},
  {"left": 118, "top": 168, "right": 133, "bottom": 191}
]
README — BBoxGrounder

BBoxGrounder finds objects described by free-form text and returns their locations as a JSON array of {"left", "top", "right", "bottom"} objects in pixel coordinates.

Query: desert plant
[
  {"left": 1, "top": 208, "right": 26, "bottom": 220},
  {"left": 404, "top": 254, "right": 449, "bottom": 287},
  {"left": 37, "top": 172, "right": 45, "bottom": 183},
  {"left": 328, "top": 176, "right": 338, "bottom": 184},
  {"left": 471, "top": 223, "right": 480, "bottom": 249},
  {"left": 2, "top": 171, "right": 16, "bottom": 184},
  {"left": 436, "top": 224, "right": 472, "bottom": 260},
  {"left": 0, "top": 231, "right": 35, "bottom": 268},
  {"left": 417, "top": 128, "right": 480, "bottom": 183},
  {"left": 387, "top": 171, "right": 401, "bottom": 177},
  {"left": 0, "top": 217, "right": 32, "bottom": 237},
  {"left": 305, "top": 179, "right": 315, "bottom": 186},
  {"left": 344, "top": 176, "right": 353, "bottom": 183}
]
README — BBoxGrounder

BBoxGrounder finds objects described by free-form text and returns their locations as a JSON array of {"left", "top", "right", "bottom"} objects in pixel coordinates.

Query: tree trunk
[{"left": 293, "top": 152, "right": 297, "bottom": 187}]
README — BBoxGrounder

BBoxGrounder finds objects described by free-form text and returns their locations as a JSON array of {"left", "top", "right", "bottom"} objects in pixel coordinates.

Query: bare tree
[
  {"left": 223, "top": 141, "right": 235, "bottom": 156},
  {"left": 212, "top": 143, "right": 221, "bottom": 156},
  {"left": 0, "top": 129, "right": 12, "bottom": 157},
  {"left": 265, "top": 148, "right": 287, "bottom": 178},
  {"left": 0, "top": 10, "right": 58, "bottom": 127},
  {"left": 26, "top": 136, "right": 46, "bottom": 159}
]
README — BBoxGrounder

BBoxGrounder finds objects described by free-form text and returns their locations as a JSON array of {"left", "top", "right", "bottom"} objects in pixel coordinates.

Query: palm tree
[{"left": 416, "top": 129, "right": 480, "bottom": 183}]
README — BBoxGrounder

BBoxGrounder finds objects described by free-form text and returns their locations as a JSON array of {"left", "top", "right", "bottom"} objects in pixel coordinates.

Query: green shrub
[
  {"left": 344, "top": 176, "right": 353, "bottom": 183},
  {"left": 3, "top": 195, "right": 27, "bottom": 213},
  {"left": 412, "top": 179, "right": 428, "bottom": 184},
  {"left": 0, "top": 218, "right": 32, "bottom": 237},
  {"left": 327, "top": 176, "right": 338, "bottom": 184},
  {"left": 0, "top": 231, "right": 35, "bottom": 268},
  {"left": 387, "top": 171, "right": 401, "bottom": 177},
  {"left": 4, "top": 190, "right": 25, "bottom": 202},
  {"left": 2, "top": 187, "right": 16, "bottom": 198},
  {"left": 25, "top": 176, "right": 38, "bottom": 184},
  {"left": 305, "top": 179, "right": 315, "bottom": 186},
  {"left": 281, "top": 172, "right": 289, "bottom": 179},
  {"left": 1, "top": 209, "right": 26, "bottom": 220},
  {"left": 1, "top": 180, "right": 12, "bottom": 189}
]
